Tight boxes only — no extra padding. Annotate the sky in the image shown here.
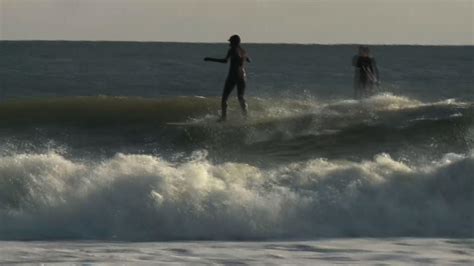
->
[1,0,473,44]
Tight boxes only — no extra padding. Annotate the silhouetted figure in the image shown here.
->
[353,46,379,98]
[204,35,251,121]
[352,46,364,98]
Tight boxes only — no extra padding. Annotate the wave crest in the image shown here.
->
[0,151,472,240]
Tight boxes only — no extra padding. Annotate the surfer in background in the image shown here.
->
[204,34,251,122]
[352,46,364,98]
[353,46,380,98]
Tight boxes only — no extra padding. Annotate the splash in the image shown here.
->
[0,150,472,240]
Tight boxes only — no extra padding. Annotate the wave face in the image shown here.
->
[1,94,472,161]
[0,94,473,240]
[0,151,472,240]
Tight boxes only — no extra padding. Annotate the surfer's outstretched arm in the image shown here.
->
[204,57,227,63]
[204,50,230,63]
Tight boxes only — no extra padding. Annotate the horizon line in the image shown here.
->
[1,39,473,46]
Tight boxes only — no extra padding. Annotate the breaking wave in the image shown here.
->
[0,94,472,161]
[0,150,472,240]
[0,93,472,240]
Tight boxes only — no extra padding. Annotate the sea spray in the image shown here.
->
[0,150,472,240]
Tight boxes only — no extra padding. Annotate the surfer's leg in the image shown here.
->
[220,79,235,121]
[237,80,248,117]
[354,71,361,99]
[362,85,368,98]
[354,84,361,99]
[360,77,369,98]
[367,83,375,97]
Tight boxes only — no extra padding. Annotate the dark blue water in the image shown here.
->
[1,41,473,101]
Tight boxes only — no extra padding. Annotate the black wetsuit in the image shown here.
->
[356,56,379,97]
[221,46,249,119]
[352,55,361,98]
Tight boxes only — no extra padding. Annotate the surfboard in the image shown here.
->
[166,119,247,128]
[166,121,201,127]
[166,116,285,128]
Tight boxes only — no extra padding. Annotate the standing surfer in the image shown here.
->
[204,34,251,122]
[353,46,380,98]
[352,46,364,99]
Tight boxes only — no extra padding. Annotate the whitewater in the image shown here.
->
[1,147,473,240]
[0,42,472,264]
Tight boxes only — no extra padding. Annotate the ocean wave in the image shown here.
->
[0,94,472,162]
[0,150,472,240]
[0,94,470,126]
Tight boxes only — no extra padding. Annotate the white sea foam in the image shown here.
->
[0,150,472,240]
[1,238,472,264]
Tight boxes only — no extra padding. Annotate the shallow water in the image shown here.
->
[1,239,473,265]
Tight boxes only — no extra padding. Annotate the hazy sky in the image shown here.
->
[1,0,473,44]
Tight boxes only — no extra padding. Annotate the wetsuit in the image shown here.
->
[356,56,379,97]
[221,46,249,119]
[352,55,361,98]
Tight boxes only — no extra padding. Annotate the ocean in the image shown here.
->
[0,41,473,264]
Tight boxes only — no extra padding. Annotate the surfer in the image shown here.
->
[352,46,364,99]
[204,34,251,121]
[353,46,380,98]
